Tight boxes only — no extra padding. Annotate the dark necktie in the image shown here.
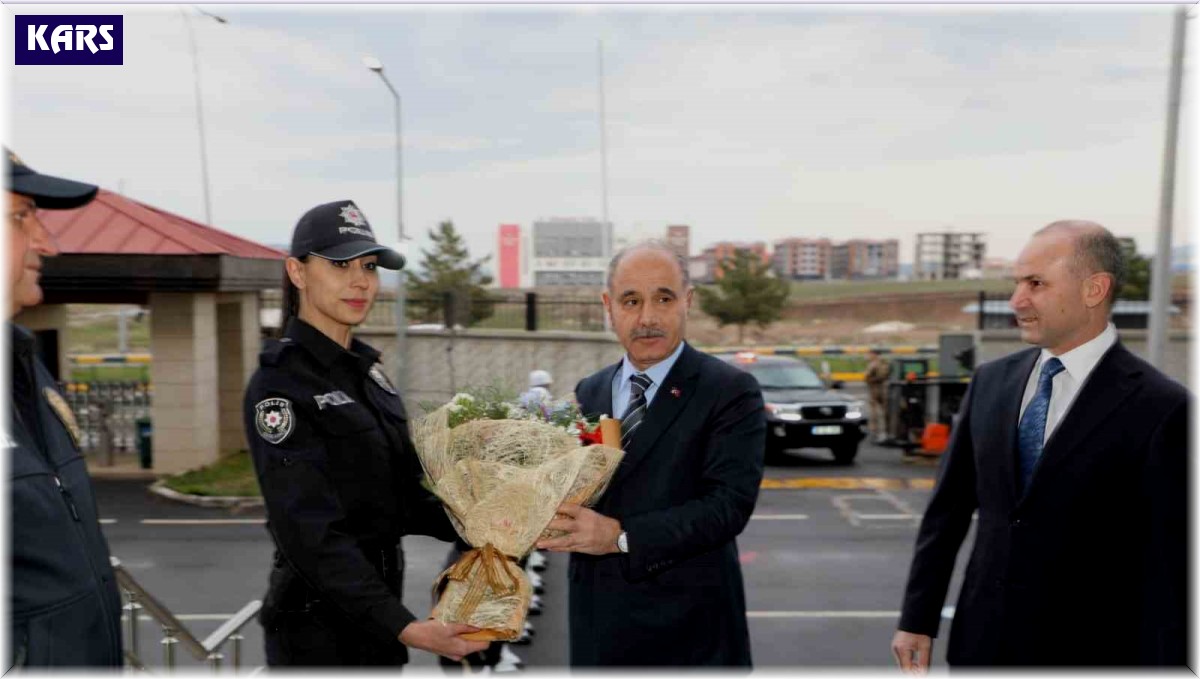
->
[620,373,653,448]
[1017,357,1065,493]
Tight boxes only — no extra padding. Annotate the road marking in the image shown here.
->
[138,525,267,530]
[750,514,810,520]
[833,491,922,528]
[749,610,955,619]
[761,477,934,491]
[99,519,117,525]
[750,611,899,618]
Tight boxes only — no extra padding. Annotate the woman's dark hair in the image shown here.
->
[282,257,306,321]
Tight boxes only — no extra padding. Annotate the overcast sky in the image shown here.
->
[4,3,1193,272]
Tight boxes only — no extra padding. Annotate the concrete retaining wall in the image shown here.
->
[355,327,624,410]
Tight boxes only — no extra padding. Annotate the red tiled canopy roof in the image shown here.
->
[38,189,285,260]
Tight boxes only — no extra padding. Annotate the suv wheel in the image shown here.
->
[765,439,788,464]
[831,443,858,465]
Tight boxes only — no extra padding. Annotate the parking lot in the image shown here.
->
[95,437,969,671]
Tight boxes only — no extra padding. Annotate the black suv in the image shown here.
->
[716,352,868,464]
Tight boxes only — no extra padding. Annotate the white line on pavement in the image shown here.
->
[139,525,266,530]
[749,610,956,619]
[99,519,117,524]
[750,514,810,520]
[749,611,898,618]
[854,514,916,520]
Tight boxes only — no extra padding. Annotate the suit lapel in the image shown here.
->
[581,361,621,421]
[609,343,702,485]
[998,349,1040,507]
[1022,343,1141,502]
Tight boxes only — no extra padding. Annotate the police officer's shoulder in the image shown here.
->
[259,335,302,368]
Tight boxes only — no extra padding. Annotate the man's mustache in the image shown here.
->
[630,328,667,340]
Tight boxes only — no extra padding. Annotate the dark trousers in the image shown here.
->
[263,608,409,667]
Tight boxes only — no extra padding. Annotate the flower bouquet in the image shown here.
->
[411,391,623,641]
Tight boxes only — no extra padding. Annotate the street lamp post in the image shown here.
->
[180,5,226,226]
[1148,5,1187,369]
[362,55,409,393]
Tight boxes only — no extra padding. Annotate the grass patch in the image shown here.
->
[162,450,261,498]
[783,278,1014,302]
[69,365,150,383]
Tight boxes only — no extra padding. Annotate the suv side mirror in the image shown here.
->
[830,380,844,390]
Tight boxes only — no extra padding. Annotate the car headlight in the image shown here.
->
[764,403,802,422]
[845,401,864,420]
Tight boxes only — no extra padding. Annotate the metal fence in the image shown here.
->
[261,289,606,333]
[60,381,151,464]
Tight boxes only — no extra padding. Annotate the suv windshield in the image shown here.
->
[743,362,824,389]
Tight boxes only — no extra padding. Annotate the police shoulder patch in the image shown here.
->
[255,397,295,445]
[368,363,397,395]
[43,387,82,448]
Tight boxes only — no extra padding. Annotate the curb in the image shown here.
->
[148,480,263,510]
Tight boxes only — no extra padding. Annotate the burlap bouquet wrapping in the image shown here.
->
[411,405,623,641]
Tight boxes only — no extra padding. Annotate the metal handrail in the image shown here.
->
[110,556,261,671]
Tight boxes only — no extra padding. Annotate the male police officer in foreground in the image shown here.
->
[6,150,123,668]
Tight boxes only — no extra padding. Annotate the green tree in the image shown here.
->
[696,249,790,343]
[406,221,495,326]
[1117,237,1150,300]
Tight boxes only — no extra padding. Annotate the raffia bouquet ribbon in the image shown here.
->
[413,407,623,641]
[431,543,528,641]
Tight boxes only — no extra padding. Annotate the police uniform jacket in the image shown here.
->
[8,324,122,668]
[244,317,456,662]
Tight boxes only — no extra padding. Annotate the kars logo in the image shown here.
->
[339,204,368,228]
[255,397,295,445]
[15,16,123,66]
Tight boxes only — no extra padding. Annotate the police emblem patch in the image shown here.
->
[255,397,295,444]
[339,203,369,228]
[43,387,82,448]
[369,364,397,395]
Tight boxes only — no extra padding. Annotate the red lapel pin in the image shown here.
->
[670,387,682,398]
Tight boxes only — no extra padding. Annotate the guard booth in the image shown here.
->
[882,333,973,453]
[16,190,285,474]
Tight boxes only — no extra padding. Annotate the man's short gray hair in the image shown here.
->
[606,240,691,292]
[1036,220,1125,306]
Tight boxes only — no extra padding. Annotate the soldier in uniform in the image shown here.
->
[243,200,488,666]
[863,350,890,444]
[7,150,123,668]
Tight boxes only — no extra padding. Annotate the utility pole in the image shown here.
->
[1148,5,1187,368]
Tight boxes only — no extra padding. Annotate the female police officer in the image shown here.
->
[243,200,488,667]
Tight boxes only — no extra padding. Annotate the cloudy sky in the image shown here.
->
[4,3,1193,272]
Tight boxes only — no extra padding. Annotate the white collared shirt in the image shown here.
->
[1018,322,1118,444]
[611,340,687,418]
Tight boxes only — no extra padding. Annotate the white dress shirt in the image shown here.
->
[611,340,687,418]
[1018,322,1118,444]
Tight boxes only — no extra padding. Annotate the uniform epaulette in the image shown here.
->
[259,337,298,368]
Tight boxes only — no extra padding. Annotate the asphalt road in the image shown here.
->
[93,437,970,672]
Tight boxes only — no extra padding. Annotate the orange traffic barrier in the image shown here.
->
[920,423,951,455]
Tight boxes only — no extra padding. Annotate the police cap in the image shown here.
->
[290,200,405,270]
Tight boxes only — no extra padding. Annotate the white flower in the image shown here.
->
[598,414,610,421]
[447,404,462,414]
[452,392,475,404]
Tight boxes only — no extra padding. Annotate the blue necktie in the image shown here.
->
[620,373,653,448]
[1017,357,1065,493]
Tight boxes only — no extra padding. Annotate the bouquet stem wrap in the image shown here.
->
[413,403,623,641]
